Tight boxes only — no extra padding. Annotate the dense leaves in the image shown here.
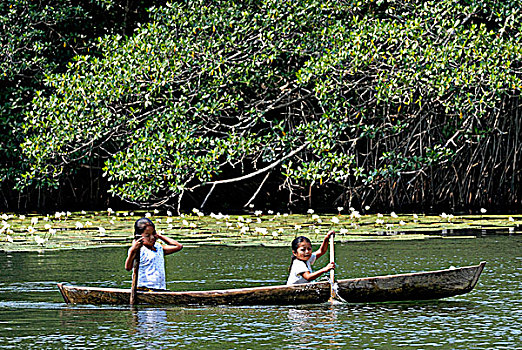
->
[14,0,522,211]
[0,0,166,207]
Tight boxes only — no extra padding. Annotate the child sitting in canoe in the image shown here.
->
[286,231,335,285]
[125,217,183,291]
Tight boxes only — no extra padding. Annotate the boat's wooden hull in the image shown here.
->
[57,261,485,306]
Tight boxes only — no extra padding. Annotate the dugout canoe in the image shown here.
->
[57,261,485,306]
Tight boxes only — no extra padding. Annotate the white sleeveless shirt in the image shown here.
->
[136,243,166,290]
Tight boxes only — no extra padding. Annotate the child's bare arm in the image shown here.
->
[125,238,144,271]
[157,233,183,255]
[301,262,335,282]
[314,230,334,258]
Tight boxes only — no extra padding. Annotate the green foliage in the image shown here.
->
[17,0,522,209]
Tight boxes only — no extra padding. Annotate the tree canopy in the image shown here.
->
[6,0,522,211]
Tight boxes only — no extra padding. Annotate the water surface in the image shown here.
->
[0,235,520,349]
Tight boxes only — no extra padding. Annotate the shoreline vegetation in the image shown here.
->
[3,1,522,213]
[1,208,520,252]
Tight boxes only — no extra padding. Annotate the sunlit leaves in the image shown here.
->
[17,0,522,208]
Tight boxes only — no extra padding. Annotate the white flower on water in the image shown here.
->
[350,211,361,220]
[267,210,274,215]
[254,210,263,216]
[145,212,151,218]
[27,226,36,234]
[255,227,268,235]
[81,210,87,215]
[508,216,514,222]
[364,205,370,211]
[340,228,349,234]
[237,216,244,222]
[182,220,189,226]
[377,213,383,218]
[272,231,279,238]
[109,220,115,225]
[390,212,398,218]
[34,236,47,245]
[376,219,384,225]
[75,222,84,229]
[331,217,340,224]
[6,235,13,243]
[19,215,26,220]
[315,229,320,234]
[256,218,262,223]
[85,221,92,227]
[294,224,302,230]
[245,218,252,224]
[248,204,255,209]
[154,209,160,214]
[307,209,314,214]
[166,217,173,223]
[98,227,106,235]
[166,210,173,217]
[240,226,249,234]
[440,213,448,219]
[129,212,134,216]
[399,220,406,226]
[312,214,320,220]
[413,214,418,219]
[107,208,114,215]
[1,214,9,221]
[480,208,487,214]
[283,213,289,217]
[337,207,344,213]
[49,228,57,235]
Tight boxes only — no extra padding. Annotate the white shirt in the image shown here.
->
[136,242,166,290]
[286,253,317,285]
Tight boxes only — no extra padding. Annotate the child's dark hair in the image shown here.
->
[134,217,155,238]
[288,236,312,273]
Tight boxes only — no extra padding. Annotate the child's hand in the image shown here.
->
[131,237,144,251]
[322,262,335,272]
[325,230,335,240]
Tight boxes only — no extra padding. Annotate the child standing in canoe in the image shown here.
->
[286,231,335,285]
[125,217,183,291]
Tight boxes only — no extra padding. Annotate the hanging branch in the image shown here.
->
[187,142,310,191]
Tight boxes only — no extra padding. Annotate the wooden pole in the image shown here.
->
[130,247,140,305]
[329,234,336,301]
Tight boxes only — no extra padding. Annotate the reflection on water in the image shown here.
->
[133,307,168,336]
[287,306,341,349]
[0,235,520,349]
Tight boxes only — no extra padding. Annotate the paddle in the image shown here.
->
[328,232,336,302]
[129,245,141,305]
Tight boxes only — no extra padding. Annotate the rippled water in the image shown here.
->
[0,235,520,349]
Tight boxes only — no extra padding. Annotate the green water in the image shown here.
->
[0,235,520,349]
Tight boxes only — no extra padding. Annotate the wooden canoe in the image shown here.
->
[57,261,485,306]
